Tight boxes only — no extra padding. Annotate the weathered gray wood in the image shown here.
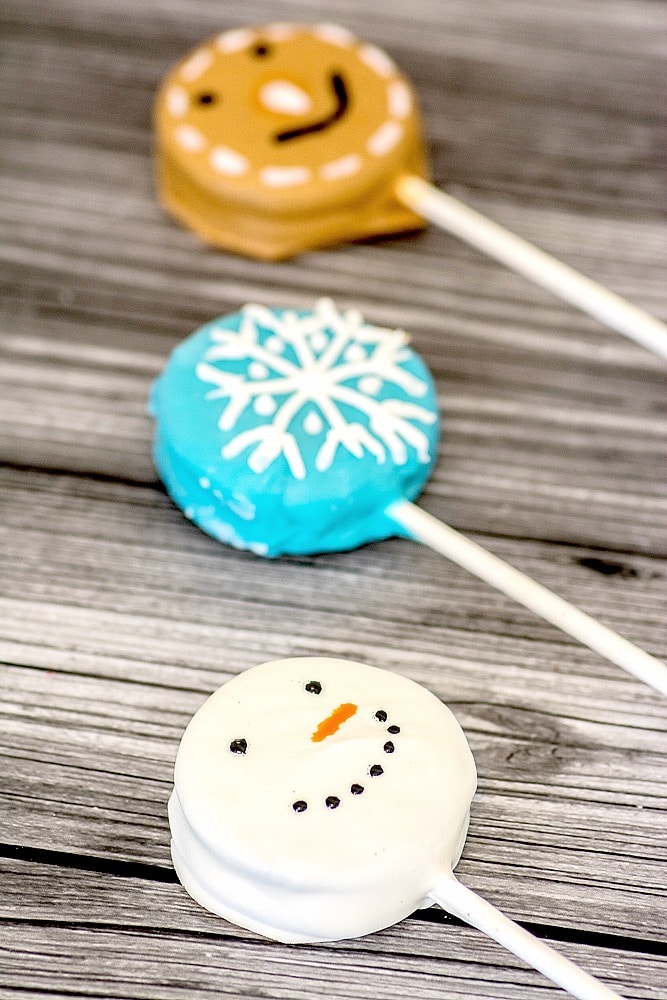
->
[1,0,666,997]
[1,860,665,1000]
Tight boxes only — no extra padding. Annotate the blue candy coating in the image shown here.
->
[150,300,440,557]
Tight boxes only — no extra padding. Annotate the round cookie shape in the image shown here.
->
[150,299,439,557]
[154,23,430,259]
[169,656,477,943]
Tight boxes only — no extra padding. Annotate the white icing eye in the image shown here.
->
[259,80,313,115]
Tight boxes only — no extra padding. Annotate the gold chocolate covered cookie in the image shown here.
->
[154,23,429,259]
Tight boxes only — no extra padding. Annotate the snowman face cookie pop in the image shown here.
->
[155,23,428,260]
[170,656,476,943]
[170,657,623,1000]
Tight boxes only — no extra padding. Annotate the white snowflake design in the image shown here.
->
[195,298,437,481]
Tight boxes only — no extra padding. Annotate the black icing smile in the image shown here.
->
[274,73,349,143]
[290,704,401,813]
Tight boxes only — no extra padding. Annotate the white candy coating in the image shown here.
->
[169,657,477,942]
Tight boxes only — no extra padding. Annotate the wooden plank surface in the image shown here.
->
[1,1,666,998]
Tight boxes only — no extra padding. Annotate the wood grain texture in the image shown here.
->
[1,1,666,998]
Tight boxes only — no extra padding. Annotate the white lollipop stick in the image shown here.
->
[431,874,623,1000]
[387,500,667,695]
[395,175,667,361]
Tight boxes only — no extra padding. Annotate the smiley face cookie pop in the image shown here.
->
[150,298,667,694]
[155,23,667,358]
[155,23,428,261]
[170,656,623,1000]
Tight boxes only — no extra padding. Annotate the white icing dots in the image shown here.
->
[249,361,269,379]
[304,411,324,435]
[166,85,189,118]
[359,376,382,396]
[199,476,211,489]
[179,49,213,83]
[216,29,254,53]
[310,331,329,352]
[367,121,403,157]
[254,394,277,417]
[175,124,207,152]
[260,80,313,116]
[313,24,356,47]
[319,154,362,181]
[387,80,412,120]
[344,343,366,363]
[210,146,250,177]
[265,23,297,42]
[265,336,284,354]
[260,165,312,188]
[359,44,396,78]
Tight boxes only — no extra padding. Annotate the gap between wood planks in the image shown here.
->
[1,842,664,958]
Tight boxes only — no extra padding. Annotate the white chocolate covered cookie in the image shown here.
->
[169,656,476,943]
[170,657,626,999]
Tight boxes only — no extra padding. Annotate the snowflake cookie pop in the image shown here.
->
[154,23,667,358]
[150,299,667,695]
[170,655,623,1000]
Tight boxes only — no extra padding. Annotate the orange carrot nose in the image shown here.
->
[311,703,358,742]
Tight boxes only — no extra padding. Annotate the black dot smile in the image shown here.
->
[290,692,402,813]
[274,73,349,143]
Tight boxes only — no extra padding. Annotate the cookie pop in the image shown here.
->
[150,299,667,695]
[170,656,623,1000]
[154,23,667,360]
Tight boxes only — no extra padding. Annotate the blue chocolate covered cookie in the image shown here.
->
[150,298,439,556]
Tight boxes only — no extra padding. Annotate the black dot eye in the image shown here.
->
[383,741,395,754]
[253,43,271,57]
[374,710,388,722]
[197,92,216,105]
[326,796,340,809]
[387,725,400,734]
[305,680,322,695]
[292,800,307,813]
[350,783,364,795]
[369,764,384,777]
[229,738,247,754]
